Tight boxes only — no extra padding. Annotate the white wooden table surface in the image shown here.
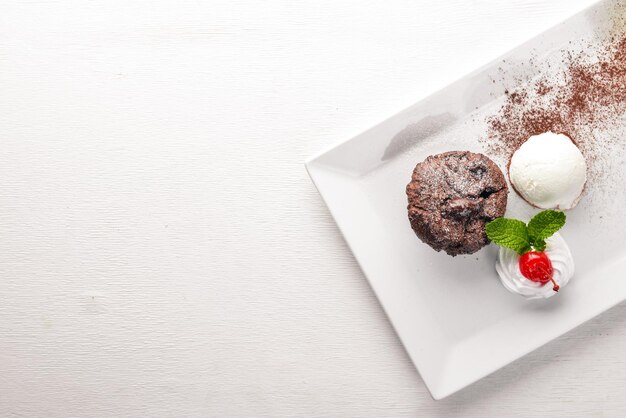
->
[2,0,625,416]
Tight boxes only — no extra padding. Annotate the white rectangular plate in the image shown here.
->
[306,0,626,400]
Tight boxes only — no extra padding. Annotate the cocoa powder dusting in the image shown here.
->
[484,34,626,179]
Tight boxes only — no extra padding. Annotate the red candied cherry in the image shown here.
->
[519,251,559,292]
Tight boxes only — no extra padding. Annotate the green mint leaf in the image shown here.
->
[533,239,547,252]
[527,210,566,243]
[485,218,531,255]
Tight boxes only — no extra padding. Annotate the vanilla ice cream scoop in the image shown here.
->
[509,132,587,210]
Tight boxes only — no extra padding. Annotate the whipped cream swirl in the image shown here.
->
[496,233,574,299]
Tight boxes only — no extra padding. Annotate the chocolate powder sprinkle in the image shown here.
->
[483,34,626,180]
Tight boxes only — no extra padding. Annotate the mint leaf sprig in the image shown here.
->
[485,210,566,255]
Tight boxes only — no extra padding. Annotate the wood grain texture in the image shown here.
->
[1,0,624,416]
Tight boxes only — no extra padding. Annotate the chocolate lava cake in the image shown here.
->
[406,151,508,256]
